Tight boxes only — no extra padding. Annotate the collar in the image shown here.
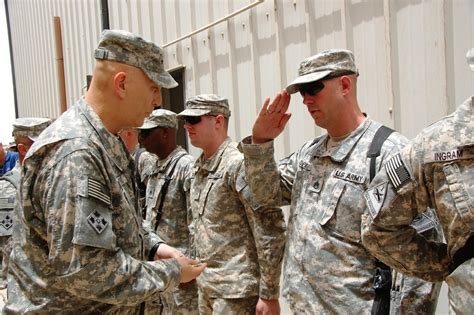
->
[453,96,473,147]
[155,146,186,173]
[195,137,232,172]
[313,118,372,162]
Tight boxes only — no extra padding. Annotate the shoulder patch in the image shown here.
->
[365,182,388,218]
[87,210,108,234]
[0,212,13,230]
[385,154,411,191]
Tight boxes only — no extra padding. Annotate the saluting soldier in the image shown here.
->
[239,49,441,314]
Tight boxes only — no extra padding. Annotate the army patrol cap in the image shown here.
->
[286,49,359,94]
[12,117,52,141]
[139,109,178,129]
[178,94,231,118]
[94,29,178,89]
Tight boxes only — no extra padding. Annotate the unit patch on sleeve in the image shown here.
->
[87,210,108,234]
[364,182,387,218]
[0,213,13,230]
[385,154,410,191]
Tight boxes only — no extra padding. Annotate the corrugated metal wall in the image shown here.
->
[7,0,474,159]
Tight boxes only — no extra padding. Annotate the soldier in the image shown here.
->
[0,117,52,289]
[178,94,286,315]
[5,30,205,313]
[239,49,440,314]
[361,79,473,313]
[137,109,198,314]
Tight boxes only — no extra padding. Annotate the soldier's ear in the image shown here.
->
[113,72,127,99]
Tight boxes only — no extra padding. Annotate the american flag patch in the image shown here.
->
[88,178,111,206]
[385,154,410,190]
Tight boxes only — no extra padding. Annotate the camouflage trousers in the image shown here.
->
[198,290,258,315]
[446,258,473,315]
[145,282,199,315]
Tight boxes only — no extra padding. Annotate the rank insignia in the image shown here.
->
[365,182,387,218]
[87,211,108,234]
[385,153,410,190]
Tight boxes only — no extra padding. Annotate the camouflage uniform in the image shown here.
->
[240,50,440,314]
[5,30,182,313]
[362,96,473,314]
[179,95,286,314]
[138,109,198,315]
[0,117,52,289]
[0,165,18,289]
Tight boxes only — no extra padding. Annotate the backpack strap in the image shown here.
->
[153,152,187,231]
[133,147,147,218]
[367,125,395,315]
[367,126,395,182]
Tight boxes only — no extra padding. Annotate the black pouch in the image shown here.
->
[371,266,392,315]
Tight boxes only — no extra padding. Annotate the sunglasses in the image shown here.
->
[298,81,325,97]
[183,114,218,125]
[298,71,356,97]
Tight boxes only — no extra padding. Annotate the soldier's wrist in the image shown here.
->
[148,241,164,260]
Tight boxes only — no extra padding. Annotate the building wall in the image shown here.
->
[6,0,473,159]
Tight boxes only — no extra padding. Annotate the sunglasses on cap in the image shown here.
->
[183,114,219,125]
[298,71,356,97]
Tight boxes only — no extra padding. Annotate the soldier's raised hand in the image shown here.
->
[252,90,291,144]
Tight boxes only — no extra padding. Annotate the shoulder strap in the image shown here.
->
[133,148,147,218]
[367,126,394,182]
[153,153,187,231]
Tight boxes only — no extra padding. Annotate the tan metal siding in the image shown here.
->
[7,0,474,160]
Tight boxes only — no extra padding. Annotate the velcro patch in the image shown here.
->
[385,154,410,190]
[333,169,366,184]
[88,178,111,206]
[365,182,388,218]
[410,210,437,233]
[0,197,15,209]
[87,211,108,234]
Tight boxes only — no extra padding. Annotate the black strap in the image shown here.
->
[449,235,474,273]
[133,148,147,218]
[367,125,394,182]
[367,125,395,315]
[153,153,186,232]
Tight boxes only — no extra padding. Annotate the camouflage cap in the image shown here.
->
[139,109,178,129]
[178,94,231,118]
[94,29,178,89]
[286,49,359,94]
[12,117,52,141]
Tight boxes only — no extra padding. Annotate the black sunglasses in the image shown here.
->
[183,116,202,125]
[298,80,325,97]
[183,114,218,125]
[298,71,356,97]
